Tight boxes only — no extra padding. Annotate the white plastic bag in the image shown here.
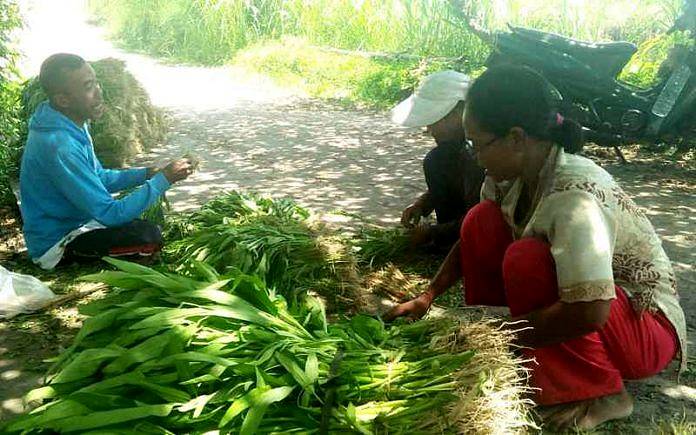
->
[0,265,56,319]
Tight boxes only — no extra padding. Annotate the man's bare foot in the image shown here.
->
[539,389,634,431]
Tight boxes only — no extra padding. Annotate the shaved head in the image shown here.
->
[39,53,86,98]
[38,53,104,124]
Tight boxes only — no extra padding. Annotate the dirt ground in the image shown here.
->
[1,0,694,432]
[583,148,696,433]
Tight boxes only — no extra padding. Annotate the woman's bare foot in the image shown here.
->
[539,389,634,431]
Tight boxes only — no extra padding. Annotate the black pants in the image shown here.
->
[65,219,163,260]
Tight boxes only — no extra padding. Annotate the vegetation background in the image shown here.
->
[0,0,23,207]
[86,0,689,102]
[1,0,690,208]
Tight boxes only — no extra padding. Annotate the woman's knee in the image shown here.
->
[503,238,559,315]
[460,200,505,240]
[503,238,553,273]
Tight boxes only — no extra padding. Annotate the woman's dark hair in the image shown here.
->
[466,65,584,154]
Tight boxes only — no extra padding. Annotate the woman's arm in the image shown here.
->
[510,299,611,348]
[383,239,462,320]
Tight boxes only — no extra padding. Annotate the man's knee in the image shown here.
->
[130,220,163,246]
[143,224,163,246]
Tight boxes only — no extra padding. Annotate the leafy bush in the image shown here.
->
[0,0,23,207]
[620,31,695,88]
[233,38,462,108]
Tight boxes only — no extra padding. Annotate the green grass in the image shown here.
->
[232,37,466,108]
[620,31,696,88]
[88,0,685,65]
[234,38,395,107]
[86,0,690,107]
[87,0,486,65]
[0,0,23,207]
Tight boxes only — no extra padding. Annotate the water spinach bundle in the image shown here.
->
[6,259,494,434]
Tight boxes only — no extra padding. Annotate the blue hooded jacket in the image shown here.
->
[19,102,170,259]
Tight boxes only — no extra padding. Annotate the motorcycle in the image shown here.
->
[456,1,696,162]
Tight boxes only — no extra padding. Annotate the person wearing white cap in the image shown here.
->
[392,70,484,248]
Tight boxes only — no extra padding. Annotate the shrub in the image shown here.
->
[620,31,695,88]
[0,0,23,207]
[233,38,464,108]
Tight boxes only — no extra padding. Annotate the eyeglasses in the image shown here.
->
[465,135,502,153]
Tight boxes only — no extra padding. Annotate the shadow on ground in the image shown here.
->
[586,150,696,431]
[0,221,105,420]
[138,103,432,232]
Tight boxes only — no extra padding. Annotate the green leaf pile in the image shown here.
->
[5,258,480,434]
[4,192,532,434]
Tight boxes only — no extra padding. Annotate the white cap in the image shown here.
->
[391,70,471,127]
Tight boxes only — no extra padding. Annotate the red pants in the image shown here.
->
[460,200,678,405]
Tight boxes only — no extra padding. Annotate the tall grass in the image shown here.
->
[0,0,23,208]
[87,0,688,105]
[88,0,482,64]
[233,37,460,108]
[89,0,685,65]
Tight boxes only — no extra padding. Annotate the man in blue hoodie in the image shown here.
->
[20,53,193,269]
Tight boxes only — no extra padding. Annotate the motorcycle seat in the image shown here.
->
[509,26,637,78]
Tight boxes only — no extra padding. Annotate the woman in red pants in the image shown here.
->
[385,65,687,430]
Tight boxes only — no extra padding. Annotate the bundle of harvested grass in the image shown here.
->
[4,259,533,434]
[21,58,167,167]
[165,191,366,313]
[363,262,427,303]
[353,226,411,266]
[160,192,534,432]
[311,231,366,314]
[4,191,531,433]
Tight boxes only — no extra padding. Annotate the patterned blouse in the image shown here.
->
[481,146,687,371]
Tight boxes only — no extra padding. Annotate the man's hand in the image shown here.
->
[401,203,424,228]
[409,224,433,247]
[383,292,433,322]
[162,159,194,184]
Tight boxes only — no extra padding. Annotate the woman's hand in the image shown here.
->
[383,292,434,321]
